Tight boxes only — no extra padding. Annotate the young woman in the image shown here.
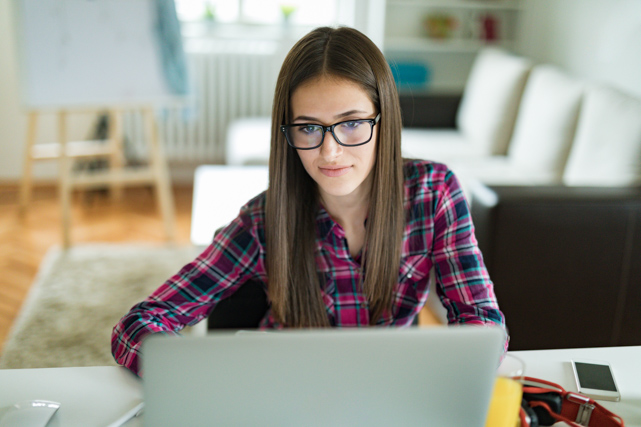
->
[112,26,506,376]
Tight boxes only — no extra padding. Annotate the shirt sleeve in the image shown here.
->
[430,168,508,350]
[111,210,264,376]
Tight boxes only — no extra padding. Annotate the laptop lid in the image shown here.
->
[142,326,504,427]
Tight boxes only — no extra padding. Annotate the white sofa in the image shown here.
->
[448,63,585,189]
[403,49,641,195]
[421,55,641,328]
[452,80,641,193]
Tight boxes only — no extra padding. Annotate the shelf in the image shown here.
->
[386,0,522,10]
[384,0,522,97]
[399,83,466,96]
[385,36,514,53]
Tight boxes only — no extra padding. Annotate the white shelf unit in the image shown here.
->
[385,36,517,53]
[384,0,522,94]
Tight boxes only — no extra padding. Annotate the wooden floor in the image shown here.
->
[0,183,194,354]
[0,182,440,354]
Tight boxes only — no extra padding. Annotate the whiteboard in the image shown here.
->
[15,0,182,109]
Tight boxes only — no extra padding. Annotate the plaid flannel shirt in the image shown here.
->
[112,160,506,376]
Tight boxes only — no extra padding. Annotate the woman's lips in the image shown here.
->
[319,166,351,177]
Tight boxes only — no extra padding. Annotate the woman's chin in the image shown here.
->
[317,181,361,200]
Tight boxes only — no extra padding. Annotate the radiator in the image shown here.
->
[124,39,280,164]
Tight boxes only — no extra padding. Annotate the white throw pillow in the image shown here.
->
[457,48,532,156]
[508,65,584,179]
[563,85,641,186]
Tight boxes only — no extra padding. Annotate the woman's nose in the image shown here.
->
[320,130,343,159]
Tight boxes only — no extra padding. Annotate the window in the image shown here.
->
[175,0,339,27]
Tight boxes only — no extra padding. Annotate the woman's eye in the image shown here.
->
[339,121,362,132]
[298,126,320,135]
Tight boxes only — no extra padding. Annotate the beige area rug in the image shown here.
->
[0,244,202,369]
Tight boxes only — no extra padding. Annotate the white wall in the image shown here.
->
[0,0,27,182]
[517,0,641,98]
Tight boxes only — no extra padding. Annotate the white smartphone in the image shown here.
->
[571,359,621,401]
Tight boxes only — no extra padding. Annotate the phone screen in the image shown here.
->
[574,362,617,391]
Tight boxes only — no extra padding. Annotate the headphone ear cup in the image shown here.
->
[520,399,539,427]
[523,391,563,426]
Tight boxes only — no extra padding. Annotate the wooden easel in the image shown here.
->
[18,107,176,249]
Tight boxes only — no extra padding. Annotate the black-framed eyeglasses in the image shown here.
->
[280,113,381,150]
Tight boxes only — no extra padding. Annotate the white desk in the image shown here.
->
[0,366,143,427]
[190,165,269,246]
[512,346,641,426]
[1,347,640,426]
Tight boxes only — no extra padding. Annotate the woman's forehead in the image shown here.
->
[290,76,375,120]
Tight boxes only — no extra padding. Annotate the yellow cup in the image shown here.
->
[485,354,525,427]
[485,376,523,427]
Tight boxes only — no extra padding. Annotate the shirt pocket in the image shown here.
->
[398,254,429,284]
[395,254,430,310]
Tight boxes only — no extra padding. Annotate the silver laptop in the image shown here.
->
[142,326,504,427]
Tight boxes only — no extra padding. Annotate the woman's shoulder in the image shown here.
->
[215,190,267,247]
[402,159,468,227]
[241,190,266,213]
[403,158,455,191]
[238,190,267,225]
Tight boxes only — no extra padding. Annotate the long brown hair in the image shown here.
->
[266,27,404,327]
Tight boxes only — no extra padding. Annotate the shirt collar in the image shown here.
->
[315,204,341,242]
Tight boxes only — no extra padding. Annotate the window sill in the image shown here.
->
[181,21,314,42]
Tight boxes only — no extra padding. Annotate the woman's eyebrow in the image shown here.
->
[334,109,368,119]
[292,115,319,122]
[292,110,369,122]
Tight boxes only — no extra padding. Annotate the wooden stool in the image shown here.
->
[18,107,176,248]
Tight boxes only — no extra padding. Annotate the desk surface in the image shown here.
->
[0,366,143,427]
[1,346,640,427]
[513,346,641,426]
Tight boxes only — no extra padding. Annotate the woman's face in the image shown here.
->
[290,76,378,204]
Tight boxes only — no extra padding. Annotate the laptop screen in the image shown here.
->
[142,326,503,427]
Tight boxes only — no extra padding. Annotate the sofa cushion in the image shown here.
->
[563,85,641,186]
[400,128,478,162]
[449,157,561,204]
[508,65,584,180]
[457,48,532,156]
[451,157,561,186]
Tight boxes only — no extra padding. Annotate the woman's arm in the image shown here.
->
[111,211,265,376]
[430,168,508,347]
